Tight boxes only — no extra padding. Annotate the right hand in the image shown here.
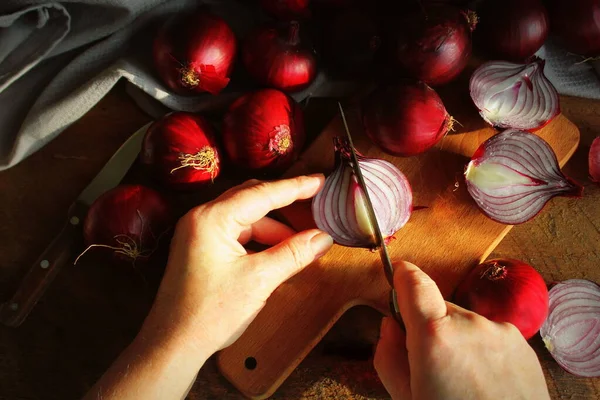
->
[374,261,550,400]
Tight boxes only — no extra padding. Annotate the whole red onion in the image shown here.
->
[546,0,600,57]
[454,259,549,339]
[141,112,221,189]
[222,89,305,174]
[153,11,237,95]
[394,5,476,86]
[476,0,548,61]
[242,21,317,92]
[82,185,172,264]
[362,80,454,156]
[259,0,311,20]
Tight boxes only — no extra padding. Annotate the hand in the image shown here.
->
[374,261,550,400]
[143,174,333,353]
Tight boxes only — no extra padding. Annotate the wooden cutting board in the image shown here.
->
[216,82,580,399]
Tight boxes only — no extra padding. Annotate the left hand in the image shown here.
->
[142,174,333,354]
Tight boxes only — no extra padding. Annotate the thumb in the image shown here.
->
[374,317,411,400]
[250,229,333,288]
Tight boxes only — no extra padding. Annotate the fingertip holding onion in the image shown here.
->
[454,258,549,340]
[362,80,454,157]
[153,11,237,95]
[475,0,548,61]
[141,112,221,189]
[222,89,305,175]
[80,185,173,265]
[540,279,600,377]
[589,138,600,183]
[394,5,476,86]
[242,21,317,93]
[465,130,582,225]
[311,137,412,248]
[469,59,560,131]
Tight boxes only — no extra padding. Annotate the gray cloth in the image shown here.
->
[1,1,599,171]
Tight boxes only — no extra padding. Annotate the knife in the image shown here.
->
[0,123,150,327]
[337,103,403,324]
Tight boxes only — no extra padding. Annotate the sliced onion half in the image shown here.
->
[465,130,582,225]
[540,279,600,377]
[469,59,560,131]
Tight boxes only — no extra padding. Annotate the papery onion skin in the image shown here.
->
[469,59,560,131]
[153,11,237,95]
[83,185,172,263]
[141,112,221,189]
[394,5,476,86]
[454,258,549,339]
[312,138,413,247]
[540,279,600,377]
[476,0,548,61]
[465,130,582,225]
[362,80,453,156]
[260,0,311,20]
[242,21,317,92]
[589,137,600,183]
[222,89,305,174]
[546,0,600,57]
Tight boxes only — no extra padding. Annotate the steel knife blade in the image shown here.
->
[0,123,150,327]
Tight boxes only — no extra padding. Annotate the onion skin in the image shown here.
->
[394,5,475,86]
[454,259,549,339]
[260,0,311,20]
[222,89,305,174]
[589,137,600,183]
[242,21,317,93]
[153,11,237,95]
[546,0,600,57]
[476,0,548,61]
[141,112,221,189]
[312,138,413,247]
[362,80,453,156]
[83,185,172,264]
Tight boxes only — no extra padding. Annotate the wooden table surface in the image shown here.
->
[1,83,599,399]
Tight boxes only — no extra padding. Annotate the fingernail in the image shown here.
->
[310,232,333,259]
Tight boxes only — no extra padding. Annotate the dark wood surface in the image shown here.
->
[1,82,599,399]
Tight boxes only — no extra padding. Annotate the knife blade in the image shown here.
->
[0,123,150,327]
[337,103,402,323]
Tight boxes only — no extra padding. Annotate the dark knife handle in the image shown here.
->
[0,201,87,327]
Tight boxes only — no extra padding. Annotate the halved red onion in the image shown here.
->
[469,59,560,131]
[312,138,412,247]
[540,279,600,377]
[589,137,600,183]
[465,130,582,225]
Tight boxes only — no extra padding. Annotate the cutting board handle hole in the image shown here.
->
[244,357,257,370]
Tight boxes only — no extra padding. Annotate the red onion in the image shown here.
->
[589,137,600,183]
[324,9,382,78]
[80,185,172,264]
[546,0,600,57]
[469,59,560,131]
[465,129,582,225]
[540,279,600,377]
[312,137,412,248]
[153,11,237,95]
[141,112,221,189]
[222,89,305,174]
[454,258,549,339]
[393,5,476,86]
[260,0,311,20]
[362,80,454,157]
[242,21,317,93]
[475,0,548,61]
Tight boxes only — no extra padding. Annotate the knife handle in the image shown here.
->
[0,201,87,327]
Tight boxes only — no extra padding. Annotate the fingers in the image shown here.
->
[222,174,325,228]
[249,229,333,289]
[237,217,296,246]
[393,261,447,331]
[374,317,411,400]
